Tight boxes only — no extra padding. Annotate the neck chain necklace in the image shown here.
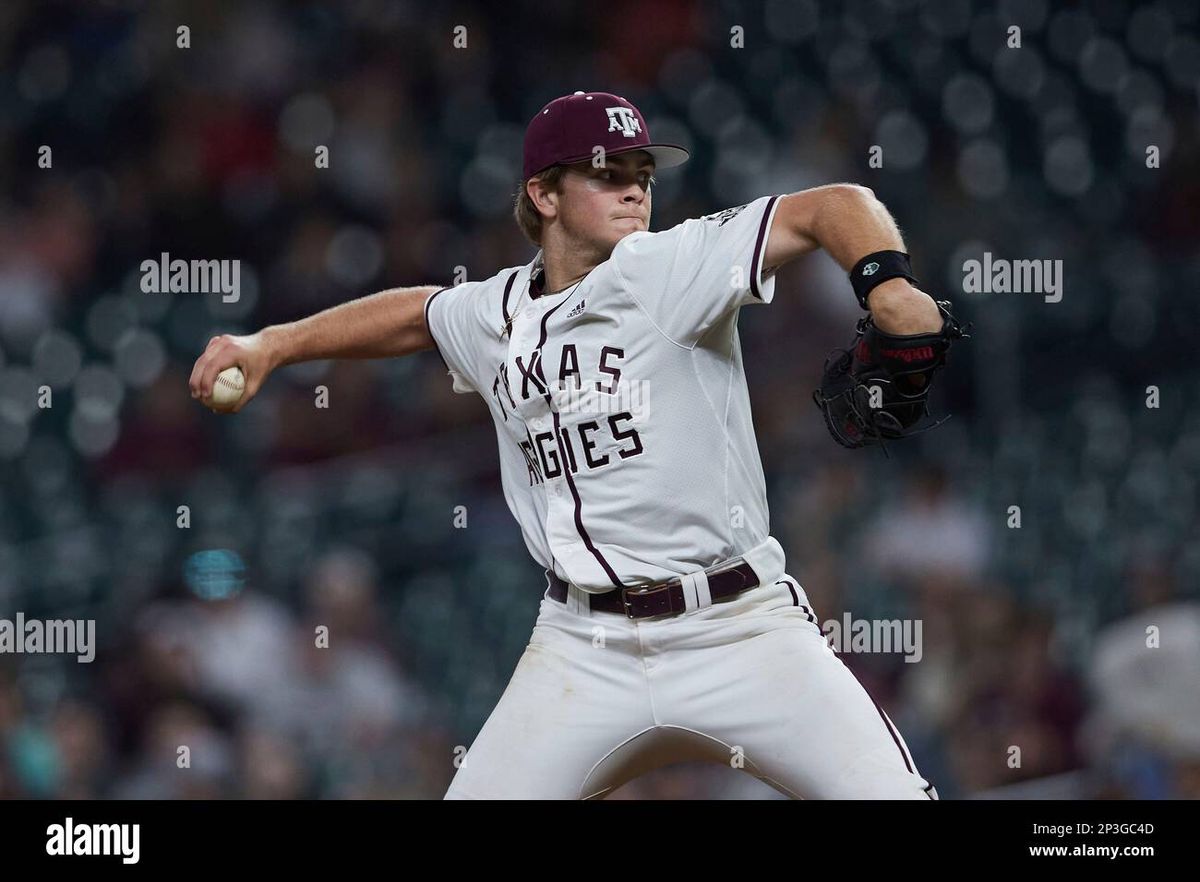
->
[500,265,589,340]
[545,272,587,295]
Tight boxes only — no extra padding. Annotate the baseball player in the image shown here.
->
[190,91,967,799]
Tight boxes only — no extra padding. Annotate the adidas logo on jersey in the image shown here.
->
[566,300,587,318]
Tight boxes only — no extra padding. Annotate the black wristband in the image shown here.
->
[849,250,919,310]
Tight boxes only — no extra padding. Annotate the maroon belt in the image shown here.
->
[546,561,761,619]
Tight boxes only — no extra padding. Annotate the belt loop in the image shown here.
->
[566,583,592,617]
[680,571,712,612]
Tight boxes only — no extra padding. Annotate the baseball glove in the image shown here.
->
[812,300,970,453]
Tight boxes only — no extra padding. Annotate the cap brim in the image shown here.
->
[613,143,690,169]
[549,143,690,174]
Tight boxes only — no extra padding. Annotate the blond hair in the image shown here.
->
[513,166,567,245]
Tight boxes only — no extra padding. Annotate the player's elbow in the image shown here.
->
[843,182,875,199]
[827,183,877,208]
[807,183,880,231]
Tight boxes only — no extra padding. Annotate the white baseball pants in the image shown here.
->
[445,544,937,800]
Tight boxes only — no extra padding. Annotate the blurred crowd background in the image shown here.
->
[1,0,1198,799]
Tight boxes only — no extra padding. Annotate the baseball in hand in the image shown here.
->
[208,366,246,407]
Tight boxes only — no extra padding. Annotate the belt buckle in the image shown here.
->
[619,585,648,618]
[620,579,679,619]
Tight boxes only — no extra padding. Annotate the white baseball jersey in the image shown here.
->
[424,194,783,592]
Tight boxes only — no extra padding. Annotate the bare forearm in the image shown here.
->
[811,186,943,335]
[264,285,441,368]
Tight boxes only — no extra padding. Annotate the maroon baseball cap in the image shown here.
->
[523,91,690,180]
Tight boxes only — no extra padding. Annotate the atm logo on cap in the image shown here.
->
[606,107,641,138]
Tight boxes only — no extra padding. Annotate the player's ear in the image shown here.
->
[528,176,560,221]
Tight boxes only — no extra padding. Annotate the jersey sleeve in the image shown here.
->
[423,284,483,394]
[611,194,784,347]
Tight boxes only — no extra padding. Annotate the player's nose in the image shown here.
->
[621,182,646,202]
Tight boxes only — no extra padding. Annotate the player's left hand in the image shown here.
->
[812,300,971,452]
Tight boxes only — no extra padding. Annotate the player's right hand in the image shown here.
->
[189,330,276,413]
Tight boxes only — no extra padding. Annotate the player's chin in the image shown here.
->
[611,217,646,239]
